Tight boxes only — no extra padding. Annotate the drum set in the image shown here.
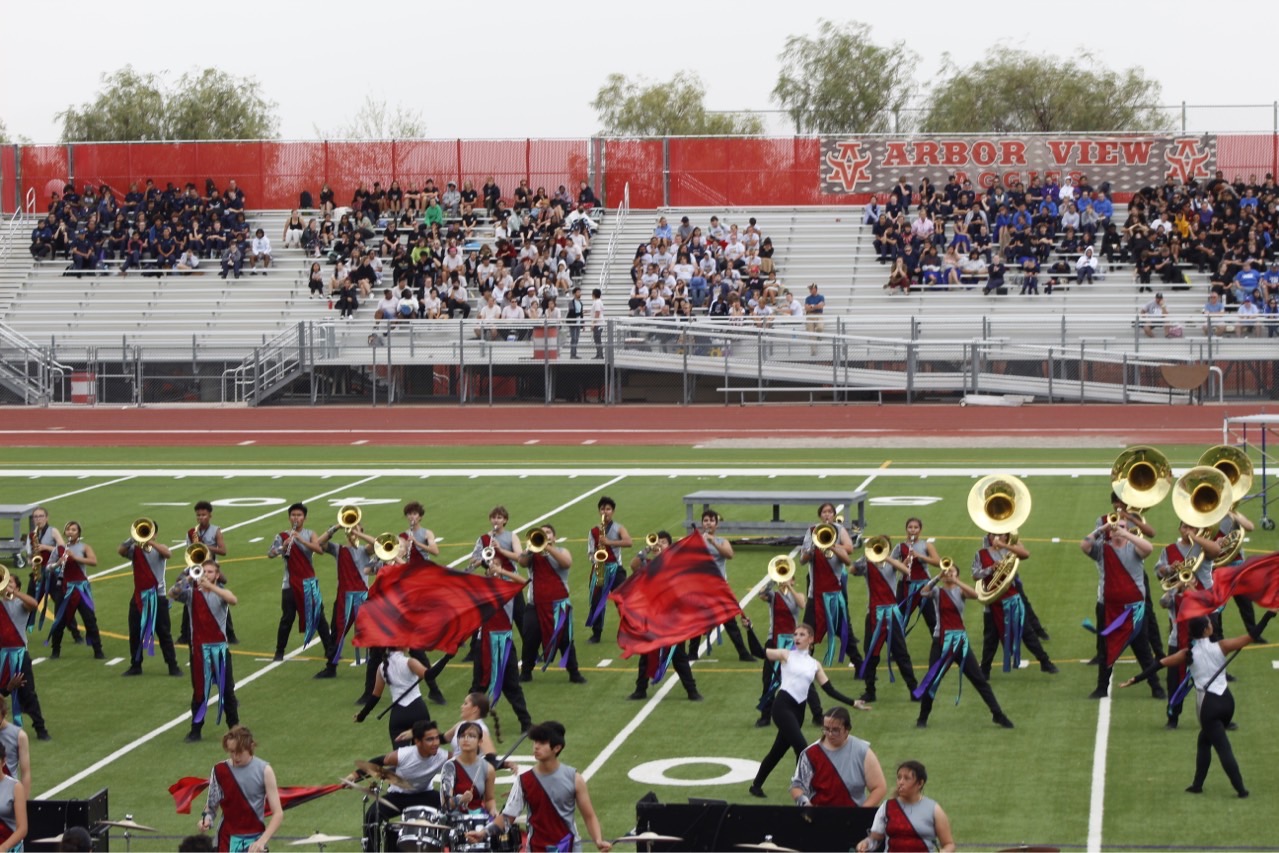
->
[390,805,522,852]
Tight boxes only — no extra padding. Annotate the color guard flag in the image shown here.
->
[1178,551,1279,622]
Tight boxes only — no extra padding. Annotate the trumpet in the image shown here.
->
[767,554,796,587]
[644,532,659,549]
[528,529,549,554]
[131,517,157,552]
[372,533,401,563]
[480,545,497,565]
[184,542,210,569]
[338,505,362,530]
[187,563,205,583]
[813,523,838,558]
[863,535,892,563]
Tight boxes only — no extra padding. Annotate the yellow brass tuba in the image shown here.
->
[1110,446,1173,513]
[131,517,157,551]
[967,473,1032,605]
[1162,466,1233,592]
[1199,445,1253,566]
[338,505,363,530]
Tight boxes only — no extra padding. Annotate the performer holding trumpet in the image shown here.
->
[895,518,940,637]
[401,501,440,568]
[800,503,861,669]
[627,531,702,701]
[117,518,182,677]
[585,497,631,644]
[179,501,234,646]
[267,503,336,667]
[852,536,919,703]
[48,521,104,660]
[315,506,378,680]
[518,523,588,686]
[170,556,239,743]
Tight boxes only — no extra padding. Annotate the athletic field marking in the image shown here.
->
[351,439,368,445]
[35,475,137,504]
[3,467,1129,479]
[583,471,882,784]
[1087,672,1114,853]
[105,657,124,667]
[31,658,46,666]
[524,440,540,445]
[598,659,613,667]
[1272,661,1279,669]
[0,426,1221,437]
[582,440,597,445]
[238,440,255,446]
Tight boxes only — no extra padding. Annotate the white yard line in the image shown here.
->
[1087,672,1114,853]
[583,473,880,781]
[6,466,1119,479]
[34,475,138,504]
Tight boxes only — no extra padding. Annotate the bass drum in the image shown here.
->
[396,805,449,851]
[490,824,522,853]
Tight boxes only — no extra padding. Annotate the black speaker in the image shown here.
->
[636,796,875,852]
[27,788,110,852]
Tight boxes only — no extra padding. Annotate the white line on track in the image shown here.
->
[40,475,382,798]
[1087,672,1114,853]
[583,472,881,782]
[34,475,138,504]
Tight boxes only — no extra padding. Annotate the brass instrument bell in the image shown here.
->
[767,554,796,586]
[863,535,892,563]
[528,529,549,553]
[372,533,401,563]
[184,542,210,568]
[644,532,659,549]
[813,523,838,557]
[967,473,1032,534]
[338,505,363,530]
[1110,446,1173,511]
[131,517,157,551]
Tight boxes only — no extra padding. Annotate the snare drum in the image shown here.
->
[396,805,449,851]
[450,813,492,852]
[490,824,522,853]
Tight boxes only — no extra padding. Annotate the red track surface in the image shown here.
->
[0,403,1268,446]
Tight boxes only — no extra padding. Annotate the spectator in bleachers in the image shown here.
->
[420,286,442,320]
[373,288,399,331]
[1264,295,1279,336]
[1202,292,1228,335]
[983,254,1007,295]
[1019,255,1040,295]
[249,228,272,273]
[959,250,987,288]
[219,241,243,279]
[335,277,358,320]
[1236,297,1261,336]
[446,273,471,319]
[176,246,201,272]
[577,180,598,210]
[1076,247,1100,285]
[500,291,525,339]
[654,216,673,241]
[482,177,501,216]
[439,181,461,218]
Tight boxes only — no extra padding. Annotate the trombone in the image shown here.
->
[766,554,796,591]
[372,533,402,563]
[863,535,892,563]
[528,529,550,554]
[131,517,157,552]
[337,505,363,530]
[812,523,838,559]
[184,542,210,569]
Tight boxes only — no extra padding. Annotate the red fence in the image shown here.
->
[3,135,1277,214]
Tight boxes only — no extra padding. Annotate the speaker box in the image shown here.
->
[27,788,110,852]
[636,794,875,851]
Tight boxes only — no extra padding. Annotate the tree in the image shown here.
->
[57,65,279,141]
[592,72,763,137]
[773,19,918,135]
[0,117,9,143]
[315,96,429,139]
[920,50,1173,134]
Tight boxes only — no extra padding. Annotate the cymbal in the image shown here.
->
[397,818,454,830]
[34,834,66,844]
[290,833,355,845]
[616,831,685,843]
[98,818,158,832]
[354,759,409,787]
[736,842,798,853]
[338,777,401,813]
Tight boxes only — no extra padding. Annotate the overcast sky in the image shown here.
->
[3,0,1274,144]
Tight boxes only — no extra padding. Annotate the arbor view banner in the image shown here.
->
[819,134,1218,196]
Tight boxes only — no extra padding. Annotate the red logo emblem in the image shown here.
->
[1164,138,1211,184]
[825,141,873,192]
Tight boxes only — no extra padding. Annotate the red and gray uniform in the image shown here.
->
[869,795,941,852]
[503,763,581,851]
[790,734,872,806]
[1086,538,1148,666]
[441,756,488,805]
[528,550,574,668]
[172,581,237,729]
[124,540,175,666]
[402,528,433,568]
[325,541,372,665]
[206,756,267,852]
[0,774,19,848]
[802,524,852,663]
[0,597,44,732]
[49,541,102,651]
[896,539,935,629]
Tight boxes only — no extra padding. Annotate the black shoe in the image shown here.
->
[519,672,533,683]
[93,647,106,660]
[1151,686,1168,700]
[687,691,704,701]
[1088,688,1108,700]
[184,731,202,743]
[587,635,601,644]
[35,730,51,742]
[858,692,876,704]
[314,665,337,679]
[1226,721,1238,731]
[1086,655,1100,665]
[755,717,770,728]
[1041,661,1060,674]
[427,687,447,706]
[626,689,647,701]
[569,673,588,684]
[748,785,767,799]
[121,666,143,677]
[1185,785,1203,794]
[994,713,1015,729]
[50,648,60,660]
[272,652,284,662]
[738,653,754,662]
[169,663,184,677]
[1237,788,1250,799]
[916,718,928,728]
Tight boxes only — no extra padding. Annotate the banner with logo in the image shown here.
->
[820,134,1218,197]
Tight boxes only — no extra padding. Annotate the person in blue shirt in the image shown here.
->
[653,216,673,240]
[1232,261,1261,297]
[1092,193,1114,222]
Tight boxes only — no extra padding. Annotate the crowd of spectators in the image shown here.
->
[864,170,1279,316]
[28,179,265,278]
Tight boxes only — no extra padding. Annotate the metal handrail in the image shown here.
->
[596,182,629,296]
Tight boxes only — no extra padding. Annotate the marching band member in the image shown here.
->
[180,501,234,645]
[973,533,1057,677]
[316,521,378,679]
[790,706,886,808]
[749,624,865,798]
[0,572,49,741]
[469,721,612,852]
[401,501,440,568]
[170,559,239,743]
[1120,611,1275,798]
[23,506,81,643]
[48,521,104,660]
[0,695,31,792]
[1155,523,1221,729]
[350,719,447,853]
[626,531,701,701]
[857,761,955,852]
[585,496,631,644]
[469,560,533,734]
[1107,495,1165,659]
[0,738,27,853]
[117,521,182,677]
[197,725,283,853]
[518,524,587,685]
[799,503,861,669]
[851,542,919,703]
[754,572,807,727]
[440,721,497,817]
[912,563,1014,729]
[267,503,336,667]
[441,692,501,758]
[471,506,529,651]
[694,510,752,662]
[895,517,940,637]
[356,648,432,749]
[1214,506,1260,639]
[1081,515,1164,700]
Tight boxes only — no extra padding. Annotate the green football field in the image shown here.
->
[1,442,1276,851]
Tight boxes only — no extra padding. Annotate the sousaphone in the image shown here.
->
[1162,466,1233,592]
[967,473,1032,604]
[1199,445,1253,566]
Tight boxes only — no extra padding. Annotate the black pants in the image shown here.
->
[980,606,1051,674]
[1193,688,1246,793]
[469,637,532,731]
[51,588,101,653]
[43,576,81,641]
[387,697,429,750]
[1144,578,1165,658]
[862,614,917,697]
[189,649,238,733]
[592,326,603,358]
[3,649,47,734]
[276,588,334,660]
[698,619,751,661]
[128,595,179,668]
[520,605,581,680]
[1096,601,1160,694]
[756,640,822,723]
[1233,595,1259,636]
[753,692,807,789]
[918,640,1003,724]
[366,790,440,852]
[635,642,697,696]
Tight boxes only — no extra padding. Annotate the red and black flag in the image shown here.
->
[610,532,741,657]
[353,561,526,653]
[1179,551,1279,622]
[168,777,342,815]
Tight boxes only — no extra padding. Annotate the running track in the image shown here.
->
[0,403,1268,446]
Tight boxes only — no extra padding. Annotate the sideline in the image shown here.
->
[582,473,881,782]
[1087,673,1114,853]
[4,466,1117,479]
[38,474,380,799]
